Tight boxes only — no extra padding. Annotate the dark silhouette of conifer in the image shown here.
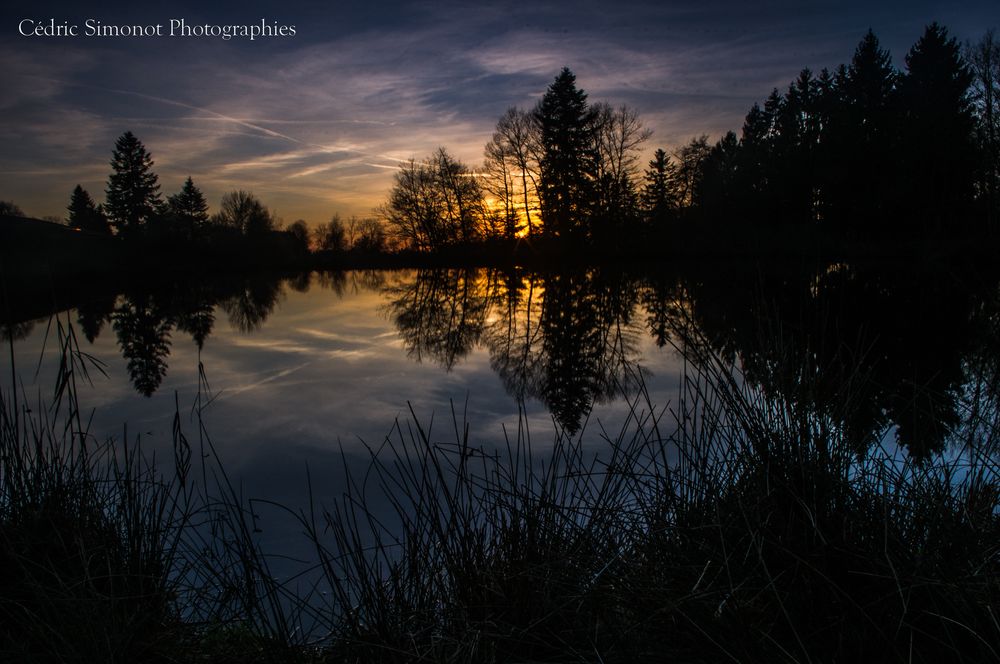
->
[640,148,678,222]
[104,131,162,236]
[698,132,741,217]
[67,185,111,234]
[899,23,976,225]
[845,31,897,129]
[829,31,899,225]
[772,70,821,219]
[535,68,596,239]
[167,176,209,240]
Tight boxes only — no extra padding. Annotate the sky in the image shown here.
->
[1,0,997,225]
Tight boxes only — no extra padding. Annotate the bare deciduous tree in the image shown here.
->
[383,148,488,250]
[213,190,275,236]
[487,107,541,235]
[968,30,1000,224]
[314,214,348,252]
[591,102,651,222]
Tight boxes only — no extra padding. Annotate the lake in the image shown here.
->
[3,260,998,564]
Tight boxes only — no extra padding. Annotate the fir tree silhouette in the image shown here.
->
[105,131,161,236]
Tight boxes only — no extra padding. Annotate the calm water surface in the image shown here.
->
[2,269,686,538]
[4,261,998,561]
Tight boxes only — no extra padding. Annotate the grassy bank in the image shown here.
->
[1,316,998,662]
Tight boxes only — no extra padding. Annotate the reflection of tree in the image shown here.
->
[221,276,283,333]
[109,274,286,395]
[175,300,215,351]
[535,272,643,434]
[801,265,967,458]
[955,280,1000,451]
[659,260,987,458]
[385,269,493,370]
[315,270,347,297]
[484,272,546,402]
[591,272,645,397]
[286,271,312,294]
[1,320,37,342]
[640,275,700,354]
[388,270,638,433]
[76,296,116,343]
[351,270,387,293]
[113,295,173,397]
[387,268,645,434]
[538,274,605,433]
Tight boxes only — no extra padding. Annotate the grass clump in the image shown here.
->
[0,317,309,663]
[0,320,185,662]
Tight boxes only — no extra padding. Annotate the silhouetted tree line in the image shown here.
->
[689,24,998,236]
[385,23,999,251]
[0,201,25,217]
[49,131,318,264]
[314,213,388,255]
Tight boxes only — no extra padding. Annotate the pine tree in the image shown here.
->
[640,148,678,223]
[845,31,897,134]
[774,70,821,218]
[535,68,597,239]
[837,30,899,224]
[698,132,741,217]
[67,185,110,234]
[105,131,162,236]
[167,176,209,240]
[899,23,977,224]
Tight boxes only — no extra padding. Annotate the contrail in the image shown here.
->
[23,74,410,168]
[36,76,306,144]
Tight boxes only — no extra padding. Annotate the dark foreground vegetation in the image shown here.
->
[2,304,998,662]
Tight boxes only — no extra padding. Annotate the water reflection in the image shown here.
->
[655,260,998,458]
[382,269,645,434]
[221,276,283,334]
[4,261,999,458]
[384,269,490,371]
[35,274,288,397]
[112,294,174,397]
